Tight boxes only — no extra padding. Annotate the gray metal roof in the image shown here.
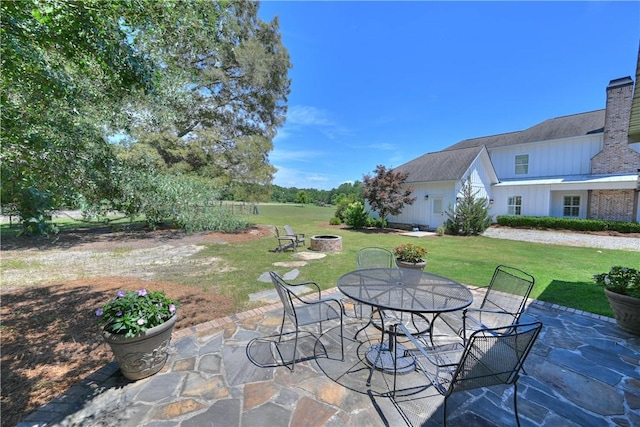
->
[394,146,484,183]
[445,109,605,151]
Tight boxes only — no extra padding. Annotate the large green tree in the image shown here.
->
[124,1,290,199]
[2,0,291,230]
[1,0,158,225]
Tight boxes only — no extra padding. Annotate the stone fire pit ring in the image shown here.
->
[310,234,343,252]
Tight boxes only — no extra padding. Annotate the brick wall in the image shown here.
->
[589,189,637,222]
[591,77,640,174]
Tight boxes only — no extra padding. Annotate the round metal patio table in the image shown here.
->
[337,268,473,382]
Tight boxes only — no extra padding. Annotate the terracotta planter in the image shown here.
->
[102,314,177,380]
[395,259,427,271]
[605,289,640,336]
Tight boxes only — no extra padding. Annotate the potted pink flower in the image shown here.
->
[393,243,428,270]
[96,289,179,380]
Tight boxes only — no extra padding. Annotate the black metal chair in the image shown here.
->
[397,321,543,427]
[343,247,396,319]
[268,271,344,370]
[356,247,396,269]
[431,265,535,343]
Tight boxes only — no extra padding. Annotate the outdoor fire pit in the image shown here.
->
[310,235,342,252]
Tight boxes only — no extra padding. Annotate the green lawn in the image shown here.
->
[4,203,635,317]
[188,203,635,318]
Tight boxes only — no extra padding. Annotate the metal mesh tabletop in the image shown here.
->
[338,268,473,314]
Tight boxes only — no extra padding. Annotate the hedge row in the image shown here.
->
[495,216,640,233]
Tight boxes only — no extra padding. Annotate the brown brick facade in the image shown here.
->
[589,77,640,221]
[589,189,637,222]
[591,78,640,175]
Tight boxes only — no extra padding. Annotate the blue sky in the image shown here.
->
[258,1,639,190]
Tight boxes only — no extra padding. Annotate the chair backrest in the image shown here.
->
[269,271,297,323]
[284,225,295,236]
[356,247,395,269]
[480,265,534,321]
[448,321,542,396]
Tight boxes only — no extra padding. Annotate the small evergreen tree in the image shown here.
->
[445,176,492,235]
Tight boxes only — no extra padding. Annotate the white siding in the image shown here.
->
[550,191,589,218]
[491,185,552,217]
[490,135,603,179]
[385,182,456,229]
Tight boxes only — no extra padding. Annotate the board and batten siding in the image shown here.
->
[385,182,456,229]
[491,185,553,217]
[490,135,603,179]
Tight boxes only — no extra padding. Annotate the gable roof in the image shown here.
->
[394,146,484,183]
[445,109,605,151]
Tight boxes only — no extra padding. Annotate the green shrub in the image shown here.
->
[496,216,640,233]
[329,216,342,225]
[344,201,368,229]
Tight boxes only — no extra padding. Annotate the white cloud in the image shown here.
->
[287,105,333,127]
[270,148,324,163]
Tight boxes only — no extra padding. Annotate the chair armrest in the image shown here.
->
[462,308,518,337]
[398,324,463,368]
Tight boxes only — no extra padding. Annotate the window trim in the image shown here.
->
[507,195,522,216]
[563,195,580,217]
[515,154,529,175]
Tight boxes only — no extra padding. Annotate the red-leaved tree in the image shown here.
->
[362,165,416,227]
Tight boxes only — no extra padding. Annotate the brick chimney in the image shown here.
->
[591,77,640,174]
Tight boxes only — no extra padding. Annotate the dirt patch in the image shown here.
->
[0,225,272,427]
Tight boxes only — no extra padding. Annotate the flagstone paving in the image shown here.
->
[18,287,640,427]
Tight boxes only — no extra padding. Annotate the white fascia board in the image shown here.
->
[493,174,638,190]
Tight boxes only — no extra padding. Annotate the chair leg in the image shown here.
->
[443,395,448,427]
[513,382,520,427]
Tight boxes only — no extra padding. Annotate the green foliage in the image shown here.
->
[95,289,179,338]
[436,226,446,236]
[295,190,309,205]
[334,193,358,221]
[593,266,640,298]
[496,216,640,233]
[343,201,368,229]
[2,1,291,231]
[392,243,428,263]
[362,165,416,226]
[444,176,491,235]
[329,217,342,225]
[16,187,58,236]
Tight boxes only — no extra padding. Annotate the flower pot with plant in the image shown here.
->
[393,242,428,270]
[96,288,179,380]
[593,266,640,336]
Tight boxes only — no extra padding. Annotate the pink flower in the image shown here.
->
[137,318,145,325]
[137,289,147,297]
[169,304,176,314]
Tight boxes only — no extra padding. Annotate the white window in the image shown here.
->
[515,154,529,175]
[563,196,580,217]
[433,198,443,215]
[508,196,522,215]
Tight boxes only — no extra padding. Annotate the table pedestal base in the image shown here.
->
[365,343,415,374]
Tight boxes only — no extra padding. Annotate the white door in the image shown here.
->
[432,197,444,228]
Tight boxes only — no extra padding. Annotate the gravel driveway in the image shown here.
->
[482,227,640,252]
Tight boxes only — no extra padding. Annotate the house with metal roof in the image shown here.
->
[385,77,640,230]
